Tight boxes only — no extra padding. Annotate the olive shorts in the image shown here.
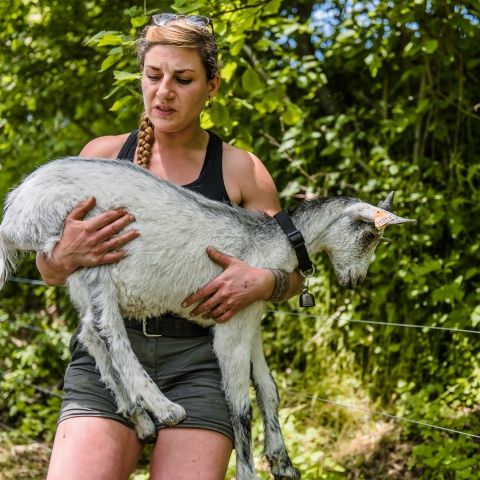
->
[58,326,234,442]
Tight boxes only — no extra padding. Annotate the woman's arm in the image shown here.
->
[182,147,303,323]
[182,248,303,322]
[36,135,138,285]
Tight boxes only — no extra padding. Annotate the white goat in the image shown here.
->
[0,158,413,480]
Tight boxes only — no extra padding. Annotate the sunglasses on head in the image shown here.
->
[151,13,214,35]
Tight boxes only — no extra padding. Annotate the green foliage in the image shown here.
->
[0,0,140,201]
[1,0,479,477]
[0,274,73,441]
[410,434,479,479]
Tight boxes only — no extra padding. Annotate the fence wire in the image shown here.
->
[7,277,478,335]
[283,391,480,441]
[4,276,480,443]
[268,309,480,335]
[7,276,50,286]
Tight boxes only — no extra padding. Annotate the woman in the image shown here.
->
[40,14,303,480]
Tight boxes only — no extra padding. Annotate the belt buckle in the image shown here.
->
[142,318,163,337]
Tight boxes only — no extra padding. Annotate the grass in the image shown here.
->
[0,432,50,480]
[0,309,420,479]
[0,393,415,480]
[0,322,418,479]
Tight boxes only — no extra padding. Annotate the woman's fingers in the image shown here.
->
[182,281,219,311]
[66,195,132,231]
[91,212,137,244]
[94,228,140,256]
[58,197,140,269]
[84,208,132,233]
[67,197,96,221]
[94,249,130,265]
[207,304,233,323]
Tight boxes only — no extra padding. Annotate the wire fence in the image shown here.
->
[8,276,479,335]
[7,276,52,286]
[283,391,480,441]
[3,275,480,445]
[267,309,480,335]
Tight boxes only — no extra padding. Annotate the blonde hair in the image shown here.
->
[135,19,219,167]
[137,21,218,80]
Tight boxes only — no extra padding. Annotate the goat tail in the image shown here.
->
[0,232,14,290]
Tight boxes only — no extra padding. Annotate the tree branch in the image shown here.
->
[212,0,271,18]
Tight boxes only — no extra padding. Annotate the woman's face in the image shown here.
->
[141,45,219,133]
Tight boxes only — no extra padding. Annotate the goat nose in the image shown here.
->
[347,270,353,288]
[349,271,360,289]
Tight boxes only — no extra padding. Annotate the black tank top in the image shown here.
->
[116,130,231,204]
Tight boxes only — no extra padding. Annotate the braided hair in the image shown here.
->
[136,112,155,169]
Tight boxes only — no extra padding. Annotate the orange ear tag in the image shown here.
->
[374,210,392,230]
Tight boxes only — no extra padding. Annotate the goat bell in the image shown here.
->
[299,288,315,308]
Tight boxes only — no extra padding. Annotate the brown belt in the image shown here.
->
[124,313,212,338]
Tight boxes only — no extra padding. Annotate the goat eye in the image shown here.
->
[363,231,376,243]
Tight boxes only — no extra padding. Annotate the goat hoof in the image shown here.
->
[273,468,301,480]
[273,472,301,480]
[268,455,301,480]
[133,411,156,440]
[156,402,186,426]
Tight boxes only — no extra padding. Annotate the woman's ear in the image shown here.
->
[207,75,221,98]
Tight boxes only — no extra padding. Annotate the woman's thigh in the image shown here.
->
[47,417,142,480]
[150,427,233,480]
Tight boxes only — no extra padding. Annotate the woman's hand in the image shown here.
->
[181,247,275,323]
[36,196,139,285]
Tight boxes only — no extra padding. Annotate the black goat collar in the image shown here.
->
[273,210,313,273]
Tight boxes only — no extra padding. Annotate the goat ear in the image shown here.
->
[347,203,416,230]
[374,207,416,230]
[377,191,394,211]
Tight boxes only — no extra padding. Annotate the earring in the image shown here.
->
[205,96,212,109]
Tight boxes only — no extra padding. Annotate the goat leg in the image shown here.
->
[78,318,156,439]
[213,312,259,480]
[251,330,300,480]
[71,273,187,432]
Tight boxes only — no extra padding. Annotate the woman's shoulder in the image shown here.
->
[222,141,264,173]
[221,140,280,213]
[222,141,276,186]
[78,133,131,159]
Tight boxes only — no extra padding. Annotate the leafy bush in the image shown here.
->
[1,0,479,476]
